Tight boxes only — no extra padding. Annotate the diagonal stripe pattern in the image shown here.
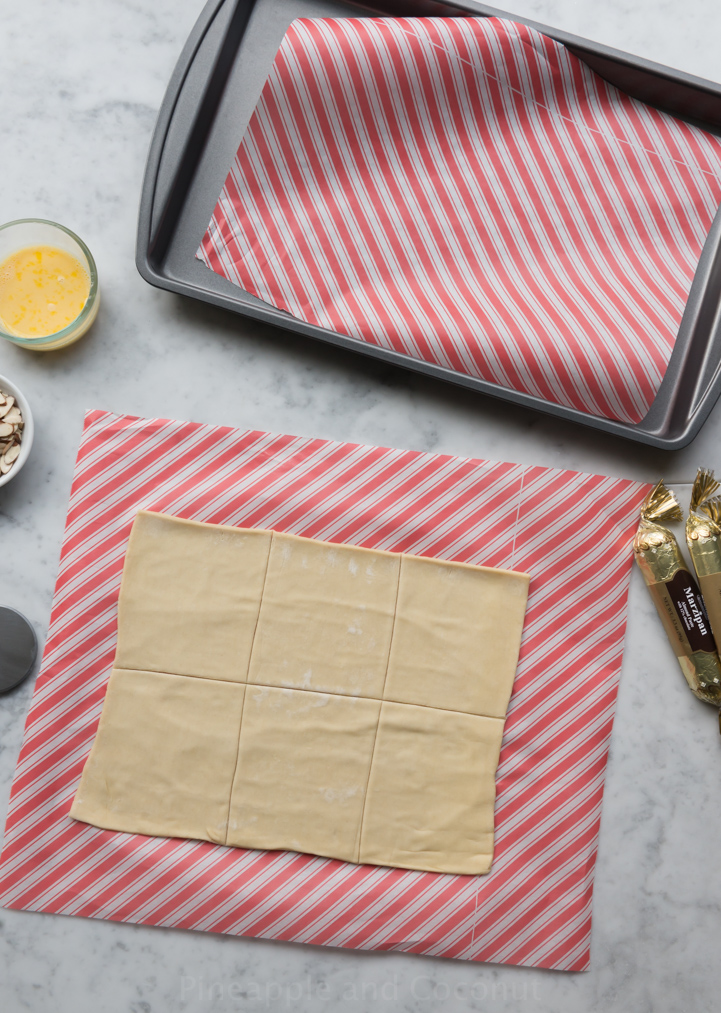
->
[198,16,721,425]
[0,410,647,970]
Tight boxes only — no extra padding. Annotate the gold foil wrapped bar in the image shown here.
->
[686,469,721,653]
[634,481,721,721]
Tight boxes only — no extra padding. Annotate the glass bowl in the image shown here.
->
[0,219,99,351]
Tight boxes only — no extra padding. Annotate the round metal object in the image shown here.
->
[0,606,37,693]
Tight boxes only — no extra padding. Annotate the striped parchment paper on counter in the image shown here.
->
[0,410,646,970]
[198,16,721,426]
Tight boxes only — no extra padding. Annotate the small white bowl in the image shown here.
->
[0,373,34,488]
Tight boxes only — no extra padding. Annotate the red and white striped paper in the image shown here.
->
[0,410,647,970]
[198,15,721,425]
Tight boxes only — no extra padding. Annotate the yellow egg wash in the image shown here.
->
[0,246,90,338]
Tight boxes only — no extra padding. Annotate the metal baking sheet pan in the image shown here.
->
[136,0,721,449]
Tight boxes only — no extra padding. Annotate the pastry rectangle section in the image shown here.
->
[248,532,400,697]
[115,511,271,682]
[358,702,504,875]
[72,510,530,876]
[226,685,381,862]
[384,555,530,717]
[70,668,245,845]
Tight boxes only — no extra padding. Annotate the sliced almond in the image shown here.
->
[0,391,24,476]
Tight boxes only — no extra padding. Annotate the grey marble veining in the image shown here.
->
[1,1,720,1010]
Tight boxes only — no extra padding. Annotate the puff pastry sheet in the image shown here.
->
[71,511,529,875]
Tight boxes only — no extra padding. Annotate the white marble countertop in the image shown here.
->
[1,1,720,1010]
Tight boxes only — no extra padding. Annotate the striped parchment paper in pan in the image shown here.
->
[0,410,647,970]
[198,16,721,425]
